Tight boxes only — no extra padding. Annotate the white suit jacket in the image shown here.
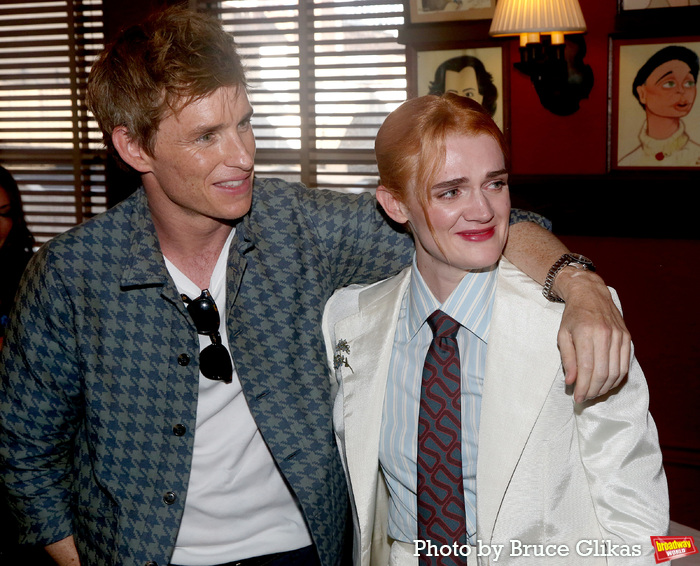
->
[322,259,669,566]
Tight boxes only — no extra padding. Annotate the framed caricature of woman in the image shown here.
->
[613,37,700,169]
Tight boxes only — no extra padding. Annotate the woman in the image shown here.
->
[619,45,700,167]
[323,94,668,565]
[0,165,34,346]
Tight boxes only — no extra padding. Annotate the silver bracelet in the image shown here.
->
[542,253,596,303]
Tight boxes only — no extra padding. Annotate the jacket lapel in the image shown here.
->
[476,259,565,541]
[335,269,411,545]
[225,214,254,323]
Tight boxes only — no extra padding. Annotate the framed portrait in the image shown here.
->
[611,36,700,170]
[614,1,700,35]
[408,0,496,24]
[618,0,699,10]
[411,45,506,135]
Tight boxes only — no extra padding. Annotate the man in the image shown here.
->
[0,7,630,566]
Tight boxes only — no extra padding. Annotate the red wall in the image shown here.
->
[509,0,614,175]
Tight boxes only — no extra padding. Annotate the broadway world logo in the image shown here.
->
[651,536,698,563]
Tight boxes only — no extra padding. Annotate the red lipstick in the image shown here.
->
[456,227,495,242]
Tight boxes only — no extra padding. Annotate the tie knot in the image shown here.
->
[426,310,460,340]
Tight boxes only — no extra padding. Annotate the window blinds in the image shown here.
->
[1,0,407,245]
[197,0,407,193]
[0,0,105,244]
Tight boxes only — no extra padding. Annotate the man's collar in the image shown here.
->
[120,188,170,288]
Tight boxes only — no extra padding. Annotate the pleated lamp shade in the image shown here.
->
[489,0,586,45]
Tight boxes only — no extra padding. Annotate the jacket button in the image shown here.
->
[145,562,158,566]
[173,424,186,436]
[163,491,177,505]
[177,353,190,366]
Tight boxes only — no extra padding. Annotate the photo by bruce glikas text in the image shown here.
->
[413,539,644,561]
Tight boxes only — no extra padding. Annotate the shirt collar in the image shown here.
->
[639,119,689,158]
[406,254,498,343]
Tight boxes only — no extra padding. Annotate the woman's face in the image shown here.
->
[398,133,510,284]
[0,186,13,249]
[637,59,697,119]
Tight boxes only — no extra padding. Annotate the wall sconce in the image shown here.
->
[489,0,594,116]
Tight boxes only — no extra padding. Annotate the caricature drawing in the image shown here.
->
[618,45,700,167]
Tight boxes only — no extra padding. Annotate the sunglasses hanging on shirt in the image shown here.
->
[181,289,233,384]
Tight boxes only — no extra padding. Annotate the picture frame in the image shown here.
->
[610,36,700,170]
[408,0,496,24]
[618,0,699,11]
[614,1,700,36]
[408,43,508,137]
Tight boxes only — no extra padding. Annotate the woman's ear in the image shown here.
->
[376,185,410,225]
[111,126,153,174]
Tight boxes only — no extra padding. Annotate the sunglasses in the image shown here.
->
[181,289,233,384]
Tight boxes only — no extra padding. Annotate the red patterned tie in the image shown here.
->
[417,310,467,566]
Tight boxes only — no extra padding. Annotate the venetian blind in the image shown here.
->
[197,0,407,193]
[0,0,105,245]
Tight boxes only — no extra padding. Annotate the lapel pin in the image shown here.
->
[333,339,353,372]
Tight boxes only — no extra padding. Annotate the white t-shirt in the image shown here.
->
[165,229,312,565]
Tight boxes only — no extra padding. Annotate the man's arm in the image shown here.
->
[504,221,631,403]
[574,323,669,554]
[0,248,81,554]
[45,536,80,565]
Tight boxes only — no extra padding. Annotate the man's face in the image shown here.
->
[140,85,256,228]
[445,66,483,105]
[637,59,697,119]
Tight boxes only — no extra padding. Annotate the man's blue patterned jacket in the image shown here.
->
[0,178,545,566]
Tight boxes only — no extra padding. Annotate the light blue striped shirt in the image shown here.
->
[379,256,497,545]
